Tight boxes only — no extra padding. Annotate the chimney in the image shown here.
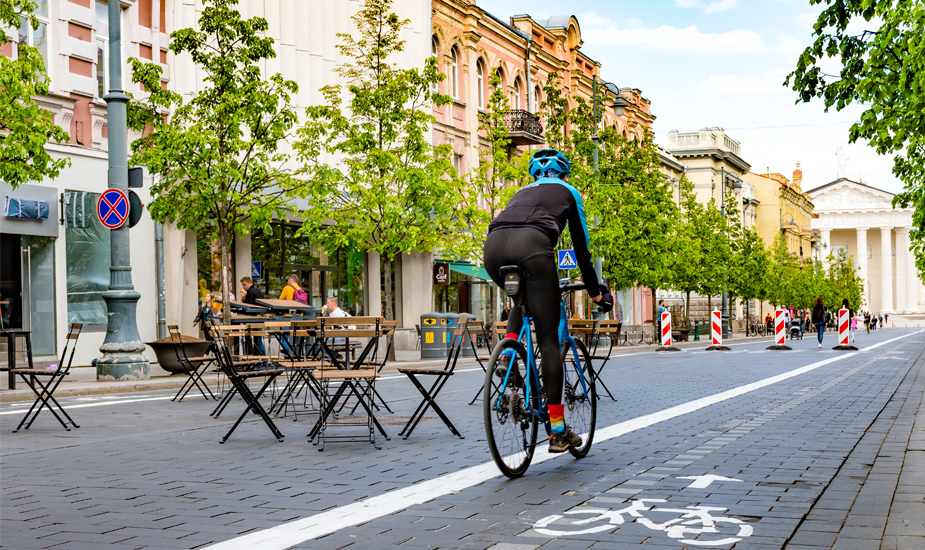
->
[792,162,803,190]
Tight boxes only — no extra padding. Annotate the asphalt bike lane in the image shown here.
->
[1,328,920,550]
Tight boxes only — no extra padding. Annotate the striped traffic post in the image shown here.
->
[657,311,680,351]
[833,307,858,350]
[706,309,730,351]
[767,308,792,350]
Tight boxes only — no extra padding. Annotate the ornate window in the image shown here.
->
[513,78,521,110]
[431,36,438,93]
[476,59,484,108]
[449,47,459,99]
[17,0,51,80]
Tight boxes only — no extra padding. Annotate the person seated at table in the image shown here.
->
[239,277,266,355]
[324,297,350,318]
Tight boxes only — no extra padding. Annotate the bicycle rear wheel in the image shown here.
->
[484,338,538,479]
[562,339,596,458]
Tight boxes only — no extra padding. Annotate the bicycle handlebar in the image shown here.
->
[559,281,609,294]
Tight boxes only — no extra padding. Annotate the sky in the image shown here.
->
[475,0,902,195]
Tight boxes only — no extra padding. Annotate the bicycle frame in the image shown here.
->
[495,300,592,421]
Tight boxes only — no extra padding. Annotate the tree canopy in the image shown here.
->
[1,0,70,188]
[787,0,925,280]
[127,0,304,322]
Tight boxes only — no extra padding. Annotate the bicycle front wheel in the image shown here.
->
[562,339,596,458]
[484,338,538,478]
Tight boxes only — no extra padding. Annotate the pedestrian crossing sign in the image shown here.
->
[558,249,577,270]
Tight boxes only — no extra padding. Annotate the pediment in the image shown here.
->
[809,181,894,211]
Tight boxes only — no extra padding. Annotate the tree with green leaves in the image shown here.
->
[786,0,925,281]
[695,196,733,315]
[540,74,678,324]
[126,0,303,323]
[765,233,798,308]
[667,176,705,325]
[1,0,70,188]
[728,226,771,324]
[468,73,527,334]
[294,0,480,324]
[826,248,865,309]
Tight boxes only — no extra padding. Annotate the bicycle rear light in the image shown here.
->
[504,272,521,296]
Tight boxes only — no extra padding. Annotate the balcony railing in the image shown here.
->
[503,110,544,146]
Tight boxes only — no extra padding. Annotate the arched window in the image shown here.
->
[513,78,522,110]
[476,59,484,108]
[534,85,542,111]
[431,36,438,93]
[450,47,459,99]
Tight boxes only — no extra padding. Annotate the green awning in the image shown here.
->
[448,262,491,281]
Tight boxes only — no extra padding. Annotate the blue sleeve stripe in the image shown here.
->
[534,177,590,247]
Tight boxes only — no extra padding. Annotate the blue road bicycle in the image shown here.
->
[483,265,599,478]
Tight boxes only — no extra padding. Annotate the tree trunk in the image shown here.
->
[685,290,691,327]
[707,294,712,317]
[382,256,396,361]
[219,224,232,326]
[651,287,658,334]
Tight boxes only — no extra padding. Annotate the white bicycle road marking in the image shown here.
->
[679,474,742,489]
[199,330,923,550]
[535,499,753,547]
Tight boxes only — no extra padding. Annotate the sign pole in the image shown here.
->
[97,0,148,380]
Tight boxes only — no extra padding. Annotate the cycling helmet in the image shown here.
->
[528,149,570,180]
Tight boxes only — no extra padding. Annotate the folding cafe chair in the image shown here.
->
[307,317,389,450]
[587,320,620,401]
[268,321,325,420]
[210,325,285,443]
[398,318,467,440]
[168,325,217,402]
[467,321,507,405]
[210,324,271,418]
[12,323,82,433]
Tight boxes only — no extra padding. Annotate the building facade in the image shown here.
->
[748,165,817,261]
[807,178,923,314]
[431,2,657,325]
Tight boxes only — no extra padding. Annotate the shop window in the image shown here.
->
[64,191,111,325]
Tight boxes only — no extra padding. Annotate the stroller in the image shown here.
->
[789,321,804,340]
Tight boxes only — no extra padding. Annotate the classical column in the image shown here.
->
[880,227,894,312]
[856,228,869,306]
[820,229,832,267]
[906,227,919,312]
[895,227,909,313]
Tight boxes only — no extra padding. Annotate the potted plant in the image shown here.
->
[146,334,212,374]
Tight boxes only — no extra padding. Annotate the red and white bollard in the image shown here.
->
[661,312,672,346]
[657,311,680,351]
[706,309,730,350]
[833,307,858,350]
[767,308,792,350]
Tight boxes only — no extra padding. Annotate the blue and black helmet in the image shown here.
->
[528,149,570,180]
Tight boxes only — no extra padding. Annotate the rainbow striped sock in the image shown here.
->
[548,404,565,435]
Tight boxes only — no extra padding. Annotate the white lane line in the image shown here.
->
[0,396,173,415]
[199,329,925,550]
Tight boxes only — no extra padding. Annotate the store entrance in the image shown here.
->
[0,233,57,355]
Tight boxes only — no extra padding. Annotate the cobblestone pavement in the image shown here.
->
[2,328,924,550]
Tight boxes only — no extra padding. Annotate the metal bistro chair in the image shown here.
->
[398,319,467,440]
[210,325,285,443]
[168,325,217,402]
[12,323,82,433]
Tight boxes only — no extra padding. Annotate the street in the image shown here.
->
[2,328,924,550]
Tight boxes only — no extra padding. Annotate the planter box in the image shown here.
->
[672,328,690,342]
[146,341,212,374]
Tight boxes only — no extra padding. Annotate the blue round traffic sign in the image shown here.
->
[97,189,130,229]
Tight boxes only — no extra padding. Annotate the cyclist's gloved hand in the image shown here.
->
[597,292,614,313]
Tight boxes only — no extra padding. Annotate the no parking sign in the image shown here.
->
[97,189,130,229]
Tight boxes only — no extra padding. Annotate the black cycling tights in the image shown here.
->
[484,227,563,406]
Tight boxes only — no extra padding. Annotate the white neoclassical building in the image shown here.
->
[807,178,923,314]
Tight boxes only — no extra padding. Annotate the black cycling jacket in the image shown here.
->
[488,177,600,298]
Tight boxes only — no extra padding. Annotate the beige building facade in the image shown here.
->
[747,165,817,262]
[807,178,923,314]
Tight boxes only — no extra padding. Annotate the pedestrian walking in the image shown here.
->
[279,274,308,303]
[864,310,871,333]
[765,313,773,332]
[812,297,826,348]
[885,313,889,325]
[657,299,667,339]
[850,313,858,342]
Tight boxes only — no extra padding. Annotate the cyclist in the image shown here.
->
[483,148,614,453]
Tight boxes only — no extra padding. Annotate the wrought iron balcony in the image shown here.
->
[503,110,544,146]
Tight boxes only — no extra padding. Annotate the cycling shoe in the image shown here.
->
[548,428,582,453]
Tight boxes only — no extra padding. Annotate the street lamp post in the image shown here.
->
[97,0,148,380]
